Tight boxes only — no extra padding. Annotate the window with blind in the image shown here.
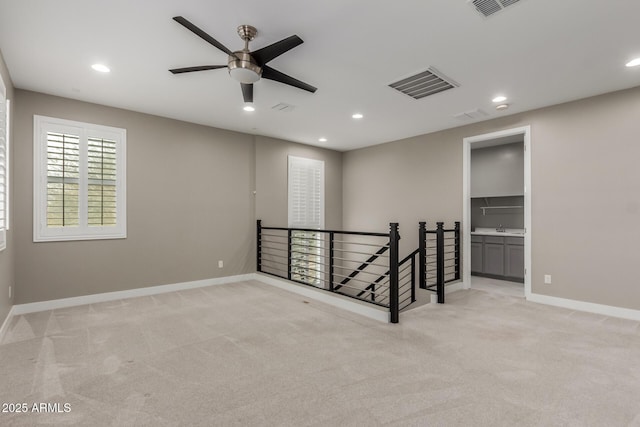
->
[33,116,126,242]
[0,76,7,251]
[288,156,325,287]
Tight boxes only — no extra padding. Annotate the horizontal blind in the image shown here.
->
[87,137,117,226]
[46,132,80,227]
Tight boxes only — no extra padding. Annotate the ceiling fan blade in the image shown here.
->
[251,35,303,66]
[173,16,234,56]
[241,83,254,103]
[262,66,317,93]
[169,65,227,74]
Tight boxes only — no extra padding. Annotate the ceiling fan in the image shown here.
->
[169,16,317,104]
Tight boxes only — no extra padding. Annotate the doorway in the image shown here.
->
[462,126,531,298]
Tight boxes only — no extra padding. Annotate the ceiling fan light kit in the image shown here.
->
[169,17,317,104]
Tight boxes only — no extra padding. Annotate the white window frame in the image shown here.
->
[0,75,7,251]
[33,115,127,242]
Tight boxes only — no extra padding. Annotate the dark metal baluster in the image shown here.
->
[287,229,292,281]
[419,221,426,289]
[329,232,335,292]
[257,220,262,272]
[436,222,445,304]
[389,223,400,324]
[411,252,416,303]
[454,221,461,281]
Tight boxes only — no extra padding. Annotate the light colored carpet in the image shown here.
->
[471,276,525,298]
[1,280,640,426]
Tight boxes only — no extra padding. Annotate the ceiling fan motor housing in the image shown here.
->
[228,51,262,84]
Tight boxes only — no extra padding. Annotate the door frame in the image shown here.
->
[462,125,532,298]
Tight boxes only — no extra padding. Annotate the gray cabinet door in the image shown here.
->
[471,242,483,273]
[483,243,504,276]
[505,244,525,280]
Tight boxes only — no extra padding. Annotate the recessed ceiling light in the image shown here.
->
[243,104,255,112]
[492,95,507,103]
[352,113,363,119]
[91,63,110,73]
[495,104,509,111]
[318,137,327,142]
[626,58,640,67]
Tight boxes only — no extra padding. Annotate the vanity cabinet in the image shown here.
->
[471,234,524,282]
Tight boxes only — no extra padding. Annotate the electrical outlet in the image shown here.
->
[218,260,224,269]
[544,274,552,284]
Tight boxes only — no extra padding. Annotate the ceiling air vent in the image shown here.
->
[271,102,295,112]
[453,108,489,120]
[389,67,459,100]
[471,0,522,18]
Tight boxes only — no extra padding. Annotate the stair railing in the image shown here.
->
[257,220,402,323]
[419,221,461,304]
[257,220,460,322]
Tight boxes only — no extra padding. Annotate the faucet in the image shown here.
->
[496,224,505,232]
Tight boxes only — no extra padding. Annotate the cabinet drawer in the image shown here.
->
[505,236,524,245]
[483,235,504,244]
[471,235,484,243]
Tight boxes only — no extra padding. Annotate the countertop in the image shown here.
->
[471,227,525,237]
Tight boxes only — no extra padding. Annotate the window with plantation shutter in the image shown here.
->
[0,76,7,251]
[288,156,325,287]
[34,116,126,242]
[288,156,324,229]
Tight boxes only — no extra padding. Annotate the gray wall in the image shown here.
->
[255,135,342,229]
[471,196,524,230]
[343,85,640,311]
[14,90,257,303]
[343,129,463,257]
[11,91,343,305]
[0,51,14,326]
[471,142,524,197]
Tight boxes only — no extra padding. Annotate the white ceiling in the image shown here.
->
[0,0,639,151]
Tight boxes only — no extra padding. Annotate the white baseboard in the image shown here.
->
[253,273,390,323]
[11,274,255,315]
[446,281,466,293]
[429,281,466,303]
[527,292,640,322]
[0,305,16,344]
